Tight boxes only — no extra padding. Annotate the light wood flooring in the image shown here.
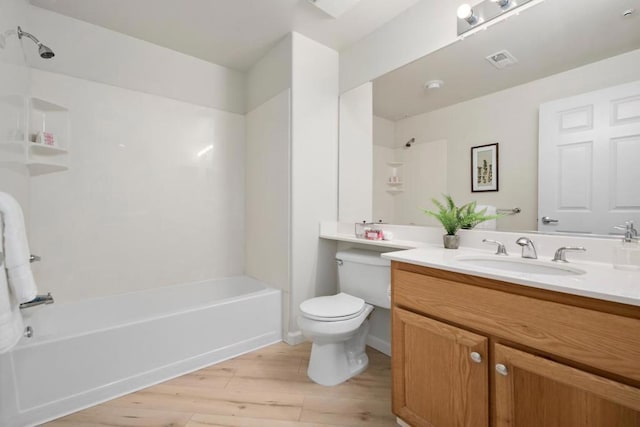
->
[45,342,396,427]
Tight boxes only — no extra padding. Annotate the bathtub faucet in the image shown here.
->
[20,292,54,309]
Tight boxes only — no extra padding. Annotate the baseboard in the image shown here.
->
[396,417,411,427]
[284,330,306,345]
[367,335,391,356]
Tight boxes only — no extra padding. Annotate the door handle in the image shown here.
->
[541,216,559,225]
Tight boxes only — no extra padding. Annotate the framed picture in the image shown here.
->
[471,143,499,192]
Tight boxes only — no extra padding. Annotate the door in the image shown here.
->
[494,343,640,427]
[539,80,640,234]
[392,307,488,427]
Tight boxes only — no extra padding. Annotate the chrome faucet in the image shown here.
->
[482,239,508,255]
[19,292,54,309]
[516,237,537,259]
[552,247,586,263]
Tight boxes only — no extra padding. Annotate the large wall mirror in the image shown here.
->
[362,0,640,236]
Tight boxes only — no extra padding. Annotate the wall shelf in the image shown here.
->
[387,189,404,195]
[29,142,68,156]
[0,96,71,176]
[26,162,68,176]
[387,161,404,167]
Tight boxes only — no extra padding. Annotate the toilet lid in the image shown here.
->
[300,293,365,321]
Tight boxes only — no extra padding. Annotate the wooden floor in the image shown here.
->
[45,342,396,427]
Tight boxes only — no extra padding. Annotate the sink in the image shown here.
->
[455,256,586,276]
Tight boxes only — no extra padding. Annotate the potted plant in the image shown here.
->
[424,195,501,249]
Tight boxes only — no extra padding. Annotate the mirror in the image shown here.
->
[369,0,640,235]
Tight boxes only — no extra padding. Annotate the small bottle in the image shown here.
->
[613,221,640,271]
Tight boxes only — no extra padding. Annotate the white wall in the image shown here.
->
[29,70,245,302]
[289,32,339,339]
[339,0,459,93]
[245,89,290,299]
[27,6,246,114]
[393,48,640,231]
[246,35,292,112]
[338,82,373,223]
[372,116,395,222]
[0,0,31,218]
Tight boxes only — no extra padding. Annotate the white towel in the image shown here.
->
[0,192,38,303]
[475,205,497,230]
[0,192,37,354]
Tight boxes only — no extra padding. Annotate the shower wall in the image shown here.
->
[0,0,30,217]
[29,70,245,302]
[1,5,247,302]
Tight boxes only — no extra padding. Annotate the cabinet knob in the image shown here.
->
[470,352,482,363]
[495,363,509,376]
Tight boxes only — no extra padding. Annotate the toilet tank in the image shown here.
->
[336,248,391,309]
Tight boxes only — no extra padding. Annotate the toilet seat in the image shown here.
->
[300,292,365,322]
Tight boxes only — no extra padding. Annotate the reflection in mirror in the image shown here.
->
[370,0,640,236]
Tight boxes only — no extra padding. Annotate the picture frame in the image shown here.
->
[471,143,499,192]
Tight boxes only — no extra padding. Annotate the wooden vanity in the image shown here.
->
[390,261,640,427]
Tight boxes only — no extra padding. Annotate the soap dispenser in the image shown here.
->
[613,221,640,271]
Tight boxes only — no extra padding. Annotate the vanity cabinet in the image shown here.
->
[391,262,640,427]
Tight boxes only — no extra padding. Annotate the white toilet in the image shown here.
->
[297,248,391,386]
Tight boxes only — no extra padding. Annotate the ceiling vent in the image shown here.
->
[307,0,361,18]
[486,50,518,69]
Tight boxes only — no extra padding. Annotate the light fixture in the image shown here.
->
[424,80,444,90]
[491,0,511,8]
[457,0,540,36]
[457,4,478,25]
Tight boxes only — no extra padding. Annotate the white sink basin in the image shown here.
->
[455,256,586,276]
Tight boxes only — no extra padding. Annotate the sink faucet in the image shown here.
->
[516,237,537,259]
[482,239,508,255]
[552,246,586,263]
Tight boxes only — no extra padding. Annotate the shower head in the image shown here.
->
[17,26,55,59]
[38,44,55,59]
[405,138,415,148]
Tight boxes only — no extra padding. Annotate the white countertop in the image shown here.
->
[382,247,640,307]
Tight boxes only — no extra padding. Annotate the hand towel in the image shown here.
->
[0,192,38,303]
[0,224,26,354]
[475,205,497,230]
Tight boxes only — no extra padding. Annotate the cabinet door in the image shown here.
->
[392,307,489,427]
[494,343,640,427]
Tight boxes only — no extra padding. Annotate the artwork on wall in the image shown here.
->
[471,143,499,192]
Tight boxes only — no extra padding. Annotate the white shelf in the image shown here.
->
[387,189,404,195]
[29,142,68,156]
[387,161,404,167]
[26,162,68,176]
[387,182,404,186]
[25,97,70,176]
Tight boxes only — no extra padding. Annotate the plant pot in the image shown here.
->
[443,234,460,249]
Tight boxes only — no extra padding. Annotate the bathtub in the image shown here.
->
[0,276,282,427]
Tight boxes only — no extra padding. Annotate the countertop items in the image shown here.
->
[382,246,640,307]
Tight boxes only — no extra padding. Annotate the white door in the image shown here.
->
[539,80,640,235]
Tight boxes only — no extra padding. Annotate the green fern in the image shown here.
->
[424,195,502,235]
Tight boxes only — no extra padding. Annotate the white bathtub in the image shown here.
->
[0,276,282,427]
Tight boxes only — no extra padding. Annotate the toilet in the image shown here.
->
[297,248,391,386]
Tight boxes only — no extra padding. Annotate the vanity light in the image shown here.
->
[457,0,539,36]
[492,0,511,8]
[457,4,478,25]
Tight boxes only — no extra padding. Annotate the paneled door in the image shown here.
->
[392,307,488,427]
[494,343,640,427]
[539,80,640,234]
